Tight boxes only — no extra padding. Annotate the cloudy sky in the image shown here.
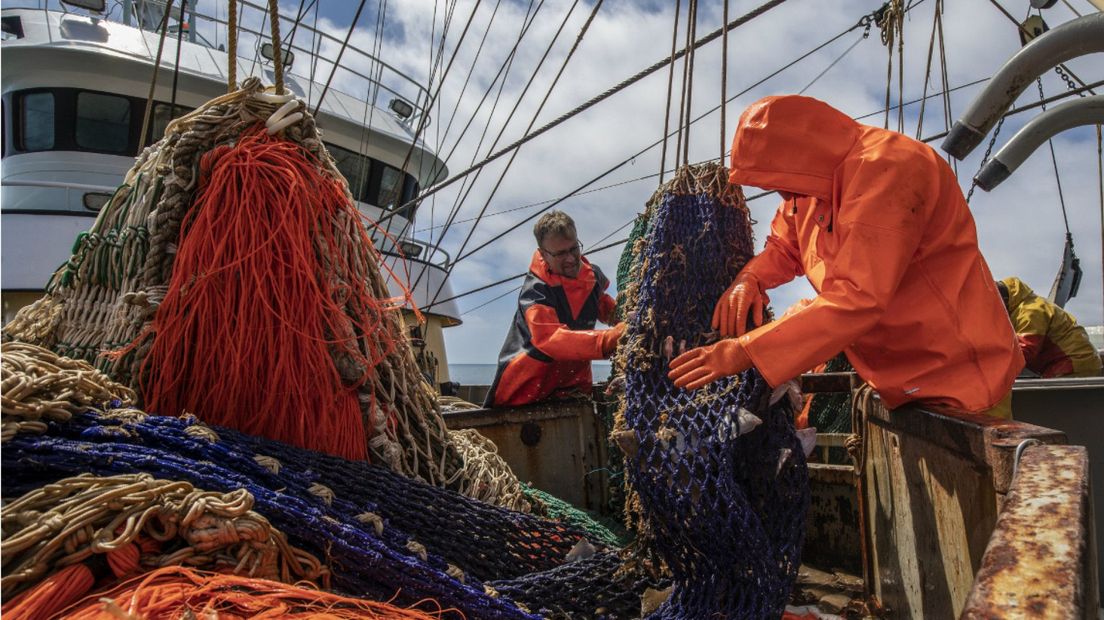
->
[189,0,1102,366]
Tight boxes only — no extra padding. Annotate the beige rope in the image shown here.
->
[267,0,285,94]
[1,473,327,598]
[1,341,136,439]
[448,429,532,513]
[227,0,238,91]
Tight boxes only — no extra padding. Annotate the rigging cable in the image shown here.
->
[676,0,699,167]
[659,0,682,184]
[429,74,1102,309]
[720,0,729,162]
[983,0,1096,95]
[376,0,794,231]
[311,0,369,116]
[914,0,940,139]
[417,0,546,279]
[798,30,866,95]
[433,0,543,176]
[460,215,638,315]
[1035,78,1071,235]
[421,0,605,302]
[438,2,878,267]
[137,0,176,148]
[169,0,187,110]
[397,0,485,176]
[431,0,507,176]
[227,0,237,90]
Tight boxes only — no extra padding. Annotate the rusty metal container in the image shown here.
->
[443,398,613,512]
[445,379,1099,618]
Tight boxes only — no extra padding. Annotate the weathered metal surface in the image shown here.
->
[443,399,612,512]
[800,372,856,394]
[860,395,1068,618]
[962,444,1098,619]
[805,463,862,574]
[1012,376,1104,599]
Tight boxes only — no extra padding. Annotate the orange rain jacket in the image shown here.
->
[728,95,1023,412]
[484,251,617,408]
[1002,277,1102,377]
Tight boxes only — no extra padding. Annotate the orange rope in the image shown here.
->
[2,563,96,620]
[61,566,462,619]
[142,125,400,460]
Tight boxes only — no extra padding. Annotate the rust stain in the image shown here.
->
[962,444,1094,618]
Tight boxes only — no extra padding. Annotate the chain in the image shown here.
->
[965,115,1005,204]
[1054,65,1083,96]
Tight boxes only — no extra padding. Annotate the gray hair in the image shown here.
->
[533,210,577,246]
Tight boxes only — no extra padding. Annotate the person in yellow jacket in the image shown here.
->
[997,277,1102,378]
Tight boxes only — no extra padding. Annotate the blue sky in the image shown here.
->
[179,0,1103,366]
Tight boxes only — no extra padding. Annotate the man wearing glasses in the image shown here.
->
[485,211,626,407]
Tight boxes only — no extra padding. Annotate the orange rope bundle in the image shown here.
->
[141,125,398,460]
[60,566,459,619]
[2,563,96,620]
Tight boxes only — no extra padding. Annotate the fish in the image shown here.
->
[564,537,597,563]
[795,427,817,458]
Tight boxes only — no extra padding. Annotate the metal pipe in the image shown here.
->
[974,95,1104,191]
[941,12,1104,160]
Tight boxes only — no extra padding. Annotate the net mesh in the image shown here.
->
[614,163,809,619]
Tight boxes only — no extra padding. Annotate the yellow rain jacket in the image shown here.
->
[728,95,1024,413]
[1002,277,1102,377]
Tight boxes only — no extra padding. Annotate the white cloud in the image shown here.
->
[267,0,1101,367]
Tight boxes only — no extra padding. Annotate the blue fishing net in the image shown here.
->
[3,410,632,619]
[490,551,666,619]
[619,170,810,619]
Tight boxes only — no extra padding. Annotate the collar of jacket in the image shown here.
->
[529,250,597,289]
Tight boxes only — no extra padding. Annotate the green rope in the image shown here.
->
[521,484,632,548]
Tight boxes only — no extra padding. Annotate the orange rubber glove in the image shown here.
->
[667,337,753,390]
[598,322,627,358]
[712,272,769,338]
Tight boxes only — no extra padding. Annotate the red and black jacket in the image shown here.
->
[484,251,616,408]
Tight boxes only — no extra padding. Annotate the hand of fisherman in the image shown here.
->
[599,322,627,358]
[667,337,753,390]
[712,272,768,337]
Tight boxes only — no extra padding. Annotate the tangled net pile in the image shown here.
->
[614,163,809,618]
[3,402,677,618]
[0,78,533,509]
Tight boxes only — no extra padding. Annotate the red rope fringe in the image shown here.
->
[142,126,399,460]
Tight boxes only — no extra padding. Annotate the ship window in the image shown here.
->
[19,92,55,151]
[76,92,131,153]
[147,103,189,145]
[327,142,373,204]
[377,165,403,210]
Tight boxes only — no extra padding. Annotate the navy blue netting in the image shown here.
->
[489,552,667,619]
[2,411,629,619]
[619,169,810,619]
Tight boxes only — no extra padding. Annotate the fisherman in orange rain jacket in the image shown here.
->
[485,211,626,408]
[998,277,1102,378]
[668,95,1024,418]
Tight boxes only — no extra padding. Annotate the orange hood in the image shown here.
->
[728,95,861,201]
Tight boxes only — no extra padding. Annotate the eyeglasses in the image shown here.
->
[540,243,583,259]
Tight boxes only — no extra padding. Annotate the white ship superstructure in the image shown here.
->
[1,0,460,382]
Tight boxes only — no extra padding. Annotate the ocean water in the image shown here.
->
[448,362,612,386]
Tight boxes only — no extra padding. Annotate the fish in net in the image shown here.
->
[615,163,810,619]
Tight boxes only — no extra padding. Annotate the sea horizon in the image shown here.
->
[448,362,612,386]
